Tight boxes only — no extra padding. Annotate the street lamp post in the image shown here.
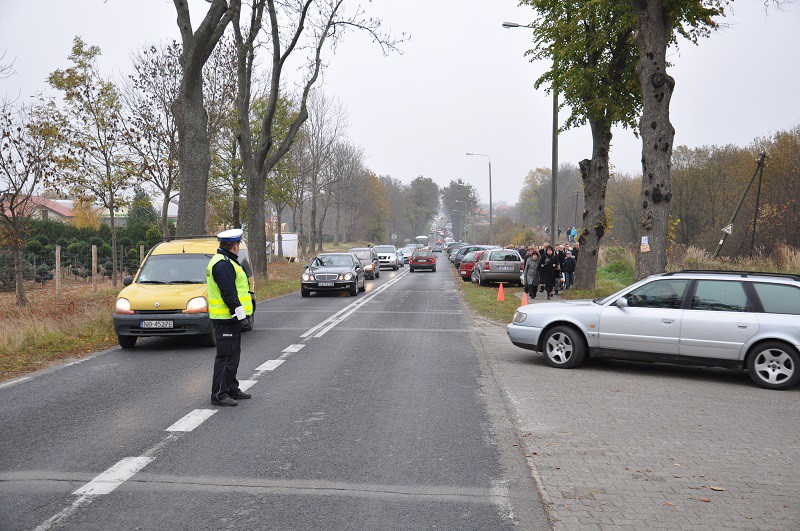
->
[503,21,559,243]
[454,200,466,240]
[466,153,492,243]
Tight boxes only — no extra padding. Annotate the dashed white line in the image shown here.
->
[238,379,258,392]
[256,359,285,371]
[165,409,217,432]
[73,456,155,496]
[282,344,305,353]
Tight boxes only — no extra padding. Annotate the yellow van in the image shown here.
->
[112,237,255,348]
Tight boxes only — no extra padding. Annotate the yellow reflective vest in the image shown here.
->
[206,253,253,320]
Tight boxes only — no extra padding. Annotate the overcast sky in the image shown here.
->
[1,0,798,206]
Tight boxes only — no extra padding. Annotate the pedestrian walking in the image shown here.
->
[523,247,540,299]
[207,229,253,407]
[563,251,576,290]
[539,246,560,299]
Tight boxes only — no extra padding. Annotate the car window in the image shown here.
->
[624,279,688,309]
[751,282,800,314]
[490,250,520,261]
[311,255,354,267]
[351,250,371,260]
[414,251,433,258]
[691,280,750,312]
[375,246,395,253]
[463,252,477,262]
[136,254,214,284]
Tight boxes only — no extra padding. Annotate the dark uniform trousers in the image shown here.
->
[211,319,242,400]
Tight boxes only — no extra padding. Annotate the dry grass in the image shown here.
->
[670,245,800,274]
[452,268,525,323]
[255,261,306,301]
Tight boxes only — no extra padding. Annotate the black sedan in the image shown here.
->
[301,253,366,297]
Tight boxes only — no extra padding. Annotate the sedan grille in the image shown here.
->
[315,273,338,281]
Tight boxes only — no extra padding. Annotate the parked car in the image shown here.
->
[458,250,485,282]
[301,253,365,297]
[453,245,494,268]
[506,270,800,390]
[472,249,524,286]
[113,237,256,349]
[374,245,400,270]
[409,249,437,272]
[349,247,380,279]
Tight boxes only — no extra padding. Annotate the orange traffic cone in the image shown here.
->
[497,282,505,302]
[521,291,528,306]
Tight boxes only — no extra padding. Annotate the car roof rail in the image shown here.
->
[662,269,800,281]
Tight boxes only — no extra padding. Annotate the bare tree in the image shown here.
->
[172,0,239,236]
[0,99,63,306]
[124,41,182,238]
[233,0,402,275]
[0,51,15,79]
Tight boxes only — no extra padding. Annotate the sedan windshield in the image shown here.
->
[374,246,395,253]
[351,250,372,260]
[137,254,213,284]
[312,255,355,268]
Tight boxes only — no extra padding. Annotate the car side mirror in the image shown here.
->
[123,275,133,287]
[614,297,628,308]
[304,264,310,270]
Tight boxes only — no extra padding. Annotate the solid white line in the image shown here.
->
[239,379,258,392]
[0,376,32,390]
[282,344,305,353]
[165,409,217,432]
[73,456,155,496]
[255,359,284,371]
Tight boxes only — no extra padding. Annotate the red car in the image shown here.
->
[409,249,436,272]
[458,250,485,282]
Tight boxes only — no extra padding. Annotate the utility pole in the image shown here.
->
[713,152,767,258]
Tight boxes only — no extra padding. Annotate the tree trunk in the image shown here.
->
[334,197,341,244]
[109,205,118,288]
[231,136,240,227]
[309,174,319,254]
[276,207,284,259]
[161,193,171,239]
[575,119,612,290]
[633,0,673,279]
[173,74,211,236]
[298,192,307,257]
[12,240,28,307]
[245,167,267,275]
[317,195,330,253]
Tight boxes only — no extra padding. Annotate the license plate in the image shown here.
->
[318,281,335,287]
[460,270,466,275]
[141,320,173,329]
[497,265,514,270]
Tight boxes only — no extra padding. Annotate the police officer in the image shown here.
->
[207,229,253,407]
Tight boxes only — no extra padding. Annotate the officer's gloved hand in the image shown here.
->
[234,306,247,329]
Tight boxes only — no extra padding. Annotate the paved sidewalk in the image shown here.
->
[471,306,800,530]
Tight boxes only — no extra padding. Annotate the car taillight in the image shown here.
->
[520,263,524,271]
[484,262,490,271]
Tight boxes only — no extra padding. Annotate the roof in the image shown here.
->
[152,238,220,255]
[30,196,76,218]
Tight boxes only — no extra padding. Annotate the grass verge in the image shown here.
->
[452,267,524,324]
[255,261,305,301]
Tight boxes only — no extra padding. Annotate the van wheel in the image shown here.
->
[541,326,586,369]
[118,335,137,349]
[747,341,800,390]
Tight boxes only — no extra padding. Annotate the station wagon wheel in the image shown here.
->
[541,326,586,369]
[747,342,800,390]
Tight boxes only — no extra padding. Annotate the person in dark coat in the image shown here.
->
[563,251,577,290]
[523,247,540,298]
[539,246,559,299]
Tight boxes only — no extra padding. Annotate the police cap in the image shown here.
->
[217,228,243,243]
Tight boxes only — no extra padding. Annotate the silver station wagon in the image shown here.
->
[506,270,800,390]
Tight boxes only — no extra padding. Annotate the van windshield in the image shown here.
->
[136,254,214,284]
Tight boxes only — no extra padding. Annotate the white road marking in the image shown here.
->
[256,359,284,371]
[239,379,258,392]
[165,409,217,432]
[0,376,32,390]
[73,456,155,496]
[282,344,305,353]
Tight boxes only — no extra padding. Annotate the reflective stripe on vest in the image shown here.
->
[206,253,253,320]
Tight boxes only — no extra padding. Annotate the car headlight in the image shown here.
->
[512,311,527,324]
[302,273,310,281]
[184,296,208,314]
[344,272,353,281]
[115,298,133,314]
[365,264,373,270]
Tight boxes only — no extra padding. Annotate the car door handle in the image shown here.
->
[661,319,675,324]
[737,324,749,329]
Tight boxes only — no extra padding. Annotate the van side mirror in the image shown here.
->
[123,276,133,287]
[614,297,628,308]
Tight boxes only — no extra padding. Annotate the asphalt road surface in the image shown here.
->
[0,257,547,530]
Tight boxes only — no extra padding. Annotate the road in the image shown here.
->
[0,257,548,530]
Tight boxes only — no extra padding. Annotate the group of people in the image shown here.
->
[517,243,579,300]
